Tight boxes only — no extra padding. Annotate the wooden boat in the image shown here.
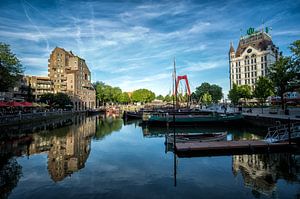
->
[165,132,227,145]
[143,112,243,125]
[123,111,143,119]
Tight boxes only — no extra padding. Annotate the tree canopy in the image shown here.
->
[254,76,274,113]
[228,83,240,105]
[201,92,212,105]
[195,82,222,103]
[268,56,296,109]
[0,43,24,91]
[40,93,72,109]
[131,89,155,103]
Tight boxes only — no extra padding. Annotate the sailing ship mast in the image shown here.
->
[173,58,177,110]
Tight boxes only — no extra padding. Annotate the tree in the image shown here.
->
[289,40,300,90]
[40,93,72,109]
[156,95,164,101]
[164,95,172,103]
[118,92,131,104]
[210,84,223,103]
[195,82,210,101]
[239,85,252,101]
[0,43,24,91]
[228,83,240,106]
[131,89,155,103]
[254,77,274,113]
[195,82,222,103]
[201,92,212,105]
[40,93,55,105]
[95,81,106,105]
[268,56,296,110]
[53,93,73,109]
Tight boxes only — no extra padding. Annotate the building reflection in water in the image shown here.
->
[27,115,96,182]
[232,153,300,197]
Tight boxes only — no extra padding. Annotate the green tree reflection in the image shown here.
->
[94,117,123,140]
[0,158,22,199]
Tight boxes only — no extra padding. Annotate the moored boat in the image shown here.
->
[142,112,243,125]
[165,132,227,145]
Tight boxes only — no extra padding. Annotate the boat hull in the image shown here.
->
[143,113,243,126]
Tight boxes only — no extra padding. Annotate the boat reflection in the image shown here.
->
[232,153,300,197]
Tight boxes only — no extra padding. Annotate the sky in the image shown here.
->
[0,0,300,96]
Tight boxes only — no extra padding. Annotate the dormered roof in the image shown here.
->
[235,32,274,57]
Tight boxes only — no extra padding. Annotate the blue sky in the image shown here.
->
[0,0,299,96]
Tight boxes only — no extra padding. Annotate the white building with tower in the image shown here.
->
[229,27,280,90]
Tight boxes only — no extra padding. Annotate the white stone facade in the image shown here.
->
[229,30,279,90]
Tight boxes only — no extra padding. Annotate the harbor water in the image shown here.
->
[0,114,299,199]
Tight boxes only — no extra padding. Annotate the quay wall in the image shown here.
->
[0,111,87,127]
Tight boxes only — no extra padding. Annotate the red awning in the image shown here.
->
[6,101,24,107]
[0,101,9,107]
[20,102,33,107]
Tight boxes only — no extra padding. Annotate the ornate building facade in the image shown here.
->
[229,28,280,90]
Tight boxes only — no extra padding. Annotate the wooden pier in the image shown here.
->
[175,140,297,157]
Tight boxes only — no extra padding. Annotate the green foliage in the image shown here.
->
[239,85,252,99]
[118,92,131,104]
[195,82,222,103]
[289,40,300,90]
[131,89,155,103]
[0,43,24,91]
[40,93,55,104]
[254,76,274,103]
[164,94,172,102]
[94,81,122,104]
[201,92,212,105]
[268,56,296,109]
[40,93,72,109]
[178,93,188,102]
[228,83,242,105]
[94,118,123,140]
[156,95,164,101]
[228,83,254,106]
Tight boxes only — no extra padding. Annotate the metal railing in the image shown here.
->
[265,122,300,143]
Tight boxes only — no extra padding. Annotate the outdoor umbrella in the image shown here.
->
[20,101,33,107]
[0,101,8,107]
[6,101,24,107]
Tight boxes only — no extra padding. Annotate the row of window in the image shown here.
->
[234,78,258,85]
[231,55,267,67]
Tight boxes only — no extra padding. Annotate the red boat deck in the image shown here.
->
[175,140,296,157]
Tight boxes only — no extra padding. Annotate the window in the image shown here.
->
[261,63,264,69]
[261,57,263,62]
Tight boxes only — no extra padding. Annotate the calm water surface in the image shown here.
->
[1,114,299,199]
